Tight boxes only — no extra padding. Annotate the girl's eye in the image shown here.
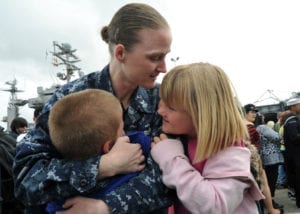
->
[168,105,176,111]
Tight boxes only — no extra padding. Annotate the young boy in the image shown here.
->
[46,89,151,213]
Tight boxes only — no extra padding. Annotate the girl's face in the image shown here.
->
[120,28,172,89]
[158,100,196,138]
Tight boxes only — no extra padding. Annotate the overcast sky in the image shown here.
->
[0,0,299,128]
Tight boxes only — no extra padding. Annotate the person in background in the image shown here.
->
[275,111,289,190]
[246,140,284,214]
[243,104,283,214]
[256,113,284,211]
[151,62,264,213]
[9,117,28,140]
[13,3,172,214]
[0,126,24,214]
[244,104,260,150]
[273,112,282,133]
[267,121,275,129]
[282,97,300,208]
[17,107,43,143]
[33,107,43,124]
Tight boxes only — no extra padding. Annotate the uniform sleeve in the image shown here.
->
[13,125,100,206]
[101,155,172,214]
[13,83,103,206]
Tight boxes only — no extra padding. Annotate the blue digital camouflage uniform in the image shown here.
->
[13,65,171,213]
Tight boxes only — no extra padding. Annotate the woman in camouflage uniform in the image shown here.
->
[14,3,172,214]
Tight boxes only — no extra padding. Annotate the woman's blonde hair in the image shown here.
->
[160,62,248,162]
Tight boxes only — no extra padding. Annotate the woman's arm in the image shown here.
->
[100,155,171,214]
[13,126,100,205]
[56,155,171,214]
[14,128,147,206]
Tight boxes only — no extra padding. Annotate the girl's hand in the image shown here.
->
[151,133,169,148]
[98,136,145,179]
[56,196,110,214]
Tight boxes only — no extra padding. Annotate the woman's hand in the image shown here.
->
[98,136,145,179]
[151,133,169,148]
[56,197,109,214]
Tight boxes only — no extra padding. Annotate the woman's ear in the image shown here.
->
[102,140,114,153]
[114,44,126,62]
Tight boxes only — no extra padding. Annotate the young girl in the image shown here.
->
[151,62,264,213]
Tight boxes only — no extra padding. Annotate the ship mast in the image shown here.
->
[51,41,83,82]
[1,79,28,131]
[27,42,83,109]
[1,41,83,130]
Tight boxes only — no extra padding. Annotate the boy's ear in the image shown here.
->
[102,140,113,153]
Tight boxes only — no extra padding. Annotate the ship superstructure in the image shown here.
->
[1,41,83,131]
[1,79,28,131]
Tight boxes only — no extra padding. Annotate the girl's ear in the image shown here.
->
[114,44,126,62]
[102,140,114,153]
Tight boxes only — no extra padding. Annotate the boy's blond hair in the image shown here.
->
[49,89,122,160]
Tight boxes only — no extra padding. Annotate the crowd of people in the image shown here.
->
[1,2,300,214]
[1,107,42,213]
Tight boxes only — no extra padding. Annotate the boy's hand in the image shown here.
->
[98,136,145,179]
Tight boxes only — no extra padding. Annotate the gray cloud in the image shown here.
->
[0,0,299,129]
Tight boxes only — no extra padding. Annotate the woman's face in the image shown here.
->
[158,100,196,138]
[120,28,172,89]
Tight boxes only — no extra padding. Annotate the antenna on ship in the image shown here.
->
[27,41,84,109]
[254,89,281,104]
[1,42,84,130]
[51,41,83,82]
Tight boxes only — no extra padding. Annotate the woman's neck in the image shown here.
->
[109,63,137,109]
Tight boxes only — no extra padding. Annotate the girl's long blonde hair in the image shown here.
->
[160,62,248,162]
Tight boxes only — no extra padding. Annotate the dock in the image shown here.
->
[274,188,300,213]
